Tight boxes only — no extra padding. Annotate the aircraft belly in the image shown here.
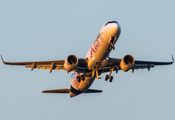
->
[87,36,110,70]
[70,21,121,96]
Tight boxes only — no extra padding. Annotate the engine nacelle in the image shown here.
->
[120,54,135,72]
[64,55,78,72]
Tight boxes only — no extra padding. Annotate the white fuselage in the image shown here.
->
[69,21,121,97]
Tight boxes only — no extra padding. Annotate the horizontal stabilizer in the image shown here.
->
[84,89,102,93]
[42,88,70,93]
[42,88,102,93]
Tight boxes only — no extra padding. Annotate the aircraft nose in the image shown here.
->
[112,23,121,37]
[69,92,76,98]
[113,23,120,31]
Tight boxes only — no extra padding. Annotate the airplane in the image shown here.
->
[0,20,174,98]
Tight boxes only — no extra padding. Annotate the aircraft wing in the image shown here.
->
[103,55,174,72]
[133,56,174,70]
[0,55,87,73]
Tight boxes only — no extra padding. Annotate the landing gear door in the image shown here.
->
[108,36,117,50]
[108,36,116,46]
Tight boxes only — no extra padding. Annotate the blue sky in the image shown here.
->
[0,0,175,120]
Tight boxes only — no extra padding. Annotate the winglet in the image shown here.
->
[0,55,5,64]
[0,55,9,65]
[172,55,174,64]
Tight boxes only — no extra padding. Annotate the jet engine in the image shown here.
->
[120,54,135,72]
[64,55,78,72]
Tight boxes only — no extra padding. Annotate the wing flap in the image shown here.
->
[135,60,173,65]
[25,64,64,70]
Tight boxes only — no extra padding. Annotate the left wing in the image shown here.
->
[103,55,174,72]
[0,55,87,73]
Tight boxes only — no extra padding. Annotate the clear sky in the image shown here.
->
[0,0,175,120]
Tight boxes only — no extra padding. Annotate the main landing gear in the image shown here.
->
[80,75,85,81]
[105,67,118,82]
[105,74,113,82]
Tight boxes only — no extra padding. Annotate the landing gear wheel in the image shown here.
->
[80,75,85,81]
[109,76,113,82]
[112,46,115,50]
[116,69,118,74]
[105,75,109,81]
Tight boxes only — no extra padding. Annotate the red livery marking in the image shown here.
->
[90,40,101,58]
[73,73,80,85]
[94,40,101,50]
[90,47,96,58]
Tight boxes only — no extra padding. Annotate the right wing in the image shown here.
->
[102,55,174,73]
[0,55,87,73]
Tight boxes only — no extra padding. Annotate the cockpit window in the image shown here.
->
[104,21,118,26]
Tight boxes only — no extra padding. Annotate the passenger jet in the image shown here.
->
[1,20,174,97]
